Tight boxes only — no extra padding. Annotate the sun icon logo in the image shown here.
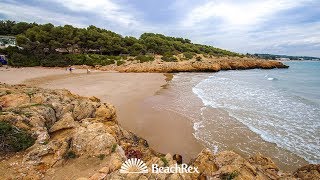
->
[120,158,148,174]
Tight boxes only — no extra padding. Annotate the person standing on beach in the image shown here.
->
[67,65,73,73]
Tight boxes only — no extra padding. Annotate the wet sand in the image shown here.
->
[148,72,308,172]
[0,67,203,162]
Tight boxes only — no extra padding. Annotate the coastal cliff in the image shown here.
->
[0,84,318,180]
[96,56,288,73]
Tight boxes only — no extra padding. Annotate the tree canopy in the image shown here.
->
[0,20,242,66]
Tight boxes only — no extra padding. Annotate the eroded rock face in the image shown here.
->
[49,112,78,133]
[190,148,218,179]
[0,93,30,108]
[72,123,116,155]
[73,100,96,121]
[97,57,289,73]
[94,103,117,122]
[294,164,320,179]
[0,83,317,180]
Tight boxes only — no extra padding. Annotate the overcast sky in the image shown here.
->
[1,0,319,57]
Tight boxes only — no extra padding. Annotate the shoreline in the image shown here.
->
[2,83,316,179]
[0,67,310,171]
[148,72,309,172]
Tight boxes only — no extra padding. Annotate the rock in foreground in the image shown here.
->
[0,83,318,180]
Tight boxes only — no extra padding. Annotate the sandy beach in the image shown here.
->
[0,67,203,162]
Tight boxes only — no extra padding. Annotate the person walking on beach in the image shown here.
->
[68,65,73,73]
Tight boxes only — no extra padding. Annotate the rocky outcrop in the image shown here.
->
[71,122,116,155]
[0,83,318,180]
[96,56,289,73]
[294,164,320,179]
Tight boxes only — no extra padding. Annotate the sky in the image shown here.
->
[0,0,319,57]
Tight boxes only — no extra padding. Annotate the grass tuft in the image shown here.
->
[0,122,35,152]
[111,144,117,153]
[63,150,77,159]
[160,156,169,167]
[220,171,239,180]
[98,154,105,160]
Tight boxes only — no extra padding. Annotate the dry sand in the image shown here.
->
[0,67,203,162]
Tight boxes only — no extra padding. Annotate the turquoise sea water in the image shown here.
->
[192,61,320,164]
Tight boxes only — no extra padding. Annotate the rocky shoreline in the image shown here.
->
[0,83,319,179]
[95,57,289,73]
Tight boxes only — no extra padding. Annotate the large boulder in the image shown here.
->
[30,105,56,128]
[94,103,117,122]
[190,148,218,179]
[24,139,69,165]
[49,113,78,133]
[212,151,257,179]
[73,101,96,121]
[294,164,320,179]
[71,123,116,155]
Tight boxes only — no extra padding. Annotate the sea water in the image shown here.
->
[192,61,320,164]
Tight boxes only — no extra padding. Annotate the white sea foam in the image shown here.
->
[192,71,320,164]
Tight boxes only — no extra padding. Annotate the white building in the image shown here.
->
[276,58,290,61]
[0,36,16,48]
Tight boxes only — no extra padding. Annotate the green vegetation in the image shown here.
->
[135,55,154,63]
[183,52,195,59]
[0,122,35,152]
[98,154,106,160]
[160,156,169,167]
[63,150,77,159]
[161,54,178,62]
[111,144,117,153]
[0,20,242,67]
[116,60,125,66]
[220,171,239,180]
[253,53,320,60]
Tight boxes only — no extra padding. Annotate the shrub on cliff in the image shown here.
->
[116,60,125,66]
[0,122,35,152]
[135,55,154,63]
[63,150,77,159]
[183,52,195,59]
[196,56,202,61]
[161,54,178,62]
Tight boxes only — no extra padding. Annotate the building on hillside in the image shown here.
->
[0,36,16,48]
[276,58,290,61]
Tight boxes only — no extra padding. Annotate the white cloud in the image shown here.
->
[194,22,320,56]
[0,1,86,27]
[182,0,311,27]
[46,0,140,27]
[175,0,319,56]
[0,0,319,56]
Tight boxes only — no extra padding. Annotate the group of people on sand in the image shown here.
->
[66,65,91,74]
